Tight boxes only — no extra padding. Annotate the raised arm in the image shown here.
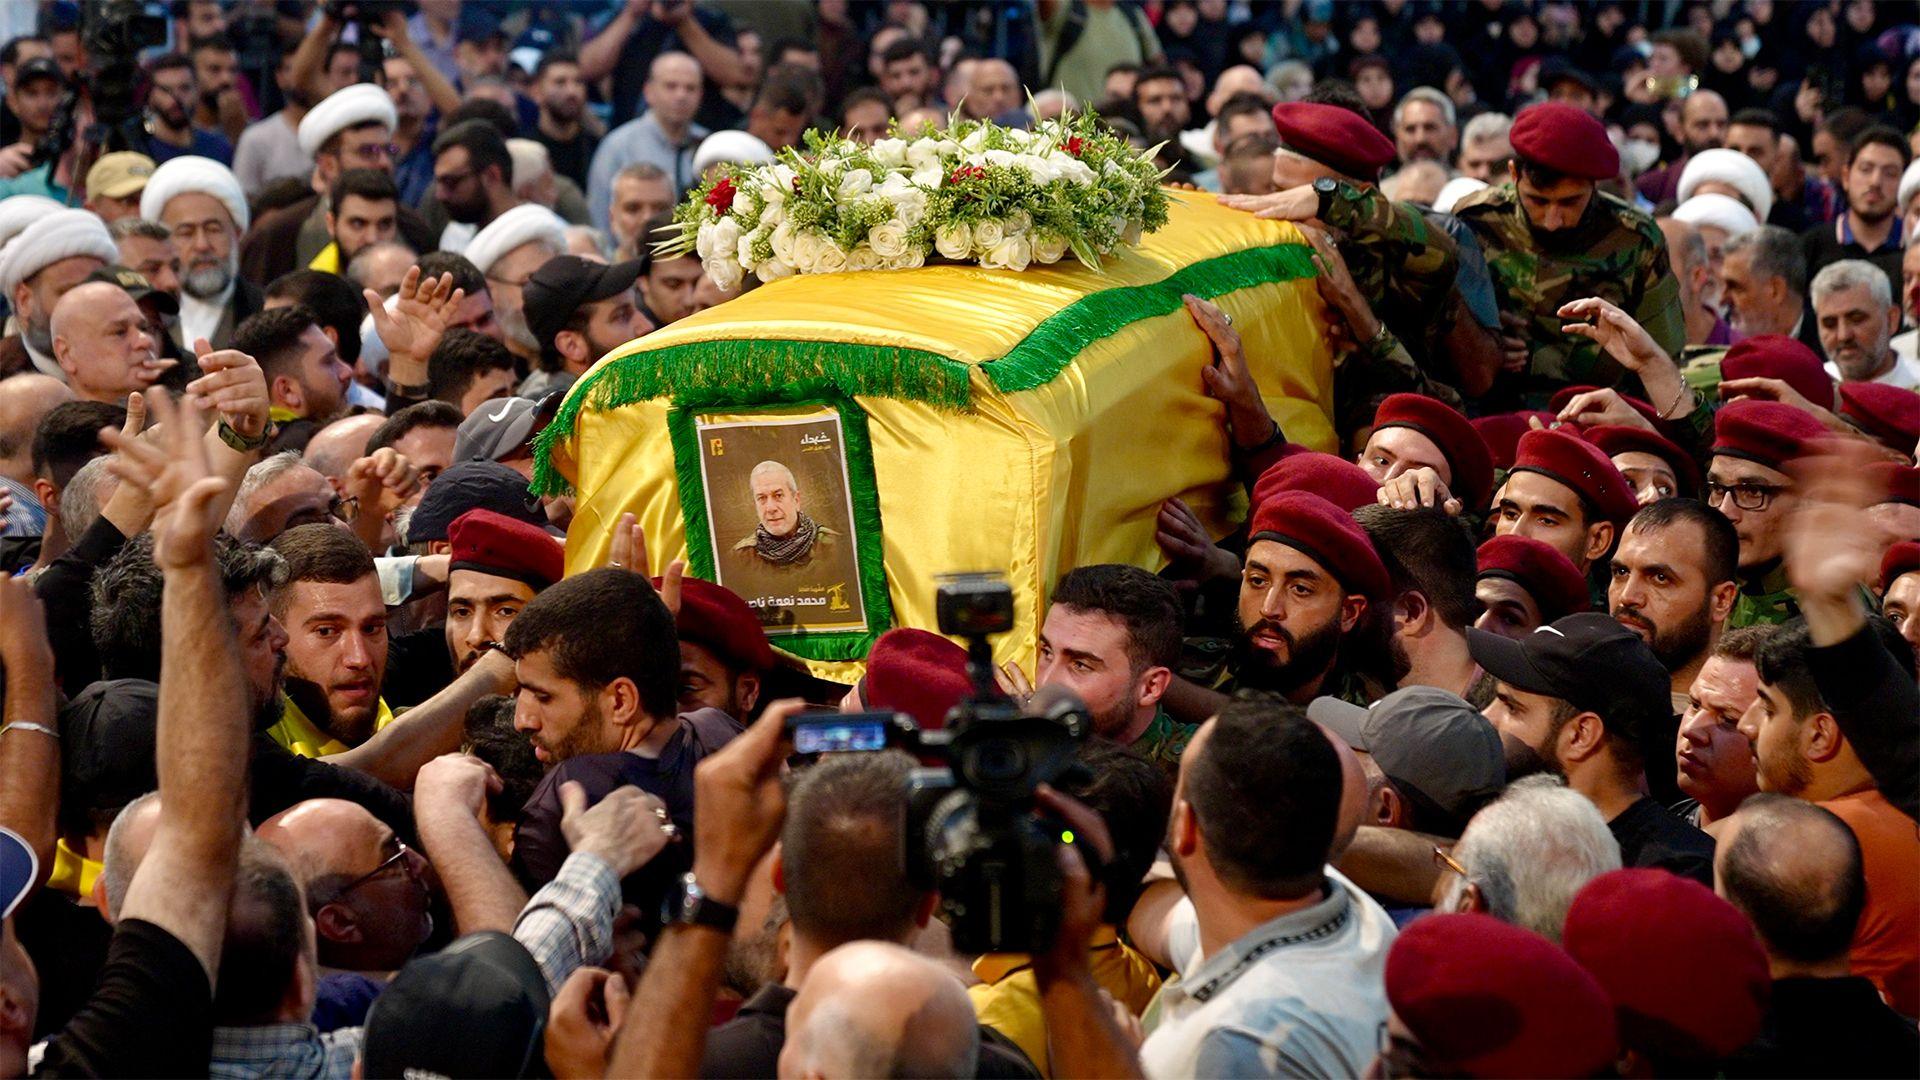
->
[331,646,517,787]
[289,9,343,111]
[101,391,251,983]
[377,11,462,116]
[0,577,58,876]
[579,0,646,83]
[413,752,530,935]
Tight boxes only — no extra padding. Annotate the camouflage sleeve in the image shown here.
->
[1320,182,1445,273]
[1634,242,1688,361]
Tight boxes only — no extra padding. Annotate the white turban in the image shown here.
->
[0,208,118,298]
[1673,192,1759,242]
[1433,176,1488,214]
[692,130,775,176]
[0,195,65,259]
[1900,158,1920,213]
[139,155,249,234]
[463,204,569,276]
[298,83,399,158]
[1675,148,1773,225]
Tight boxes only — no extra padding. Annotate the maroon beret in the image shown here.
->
[1472,412,1563,472]
[1510,428,1639,525]
[1387,913,1619,1079]
[1870,462,1920,507]
[1371,393,1495,511]
[1711,399,1829,472]
[1838,382,1920,449]
[673,577,777,675]
[1563,869,1771,1062]
[1477,534,1590,621]
[1251,451,1381,514]
[1508,101,1619,181]
[1270,101,1396,182]
[1881,540,1920,592]
[1583,424,1701,496]
[1248,490,1390,600]
[864,628,970,730]
[1722,335,1835,410]
[1547,384,1662,426]
[447,509,564,589]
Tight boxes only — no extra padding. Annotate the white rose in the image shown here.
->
[836,169,874,200]
[982,236,1032,272]
[847,245,883,271]
[973,219,1005,248]
[934,223,973,260]
[1033,234,1068,264]
[789,232,824,272]
[770,221,797,262]
[961,127,990,153]
[1057,159,1096,186]
[871,138,909,169]
[890,189,929,224]
[760,203,786,227]
[983,148,1015,168]
[911,165,945,188]
[814,242,849,274]
[709,217,742,258]
[707,257,744,292]
[695,223,718,260]
[905,139,944,172]
[757,257,794,281]
[892,247,927,270]
[1005,211,1032,236]
[735,227,759,267]
[1123,221,1143,245]
[867,222,910,259]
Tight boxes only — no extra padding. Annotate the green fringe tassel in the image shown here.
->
[530,242,1316,496]
[983,243,1319,393]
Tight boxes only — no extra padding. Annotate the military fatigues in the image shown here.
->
[1130,709,1197,771]
[1453,183,1687,409]
[1727,562,1799,630]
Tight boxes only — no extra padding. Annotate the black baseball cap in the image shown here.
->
[406,460,552,544]
[15,56,61,88]
[360,931,551,1078]
[88,265,178,315]
[1467,612,1673,745]
[58,679,160,835]
[523,255,642,354]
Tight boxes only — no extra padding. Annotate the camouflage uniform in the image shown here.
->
[1727,562,1799,629]
[1453,183,1687,408]
[1130,709,1197,771]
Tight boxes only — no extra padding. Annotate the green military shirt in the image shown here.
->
[1727,562,1799,629]
[1453,183,1686,405]
[1129,709,1197,770]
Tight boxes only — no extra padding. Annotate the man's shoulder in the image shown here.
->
[1595,191,1665,249]
[1451,183,1513,220]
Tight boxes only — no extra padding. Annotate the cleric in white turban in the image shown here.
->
[140,154,259,348]
[0,208,120,379]
[462,204,569,364]
[1673,192,1760,261]
[298,83,400,159]
[1675,147,1774,224]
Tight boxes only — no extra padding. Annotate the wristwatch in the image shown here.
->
[388,378,430,400]
[1312,176,1340,219]
[216,419,275,453]
[660,872,739,933]
[475,640,509,658]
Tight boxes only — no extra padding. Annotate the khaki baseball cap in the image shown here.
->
[85,152,156,200]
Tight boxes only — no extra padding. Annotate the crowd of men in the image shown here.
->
[0,0,1915,1077]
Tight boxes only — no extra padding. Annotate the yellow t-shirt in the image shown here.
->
[967,926,1162,1077]
[308,241,342,275]
[47,838,102,899]
[264,693,395,758]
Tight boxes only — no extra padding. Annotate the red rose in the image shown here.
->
[1065,136,1084,156]
[705,177,737,213]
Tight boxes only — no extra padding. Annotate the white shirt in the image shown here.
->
[23,337,63,381]
[178,286,232,347]
[1825,349,1920,391]
[1140,868,1395,1079]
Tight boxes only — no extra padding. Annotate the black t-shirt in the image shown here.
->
[535,127,602,190]
[15,889,112,1042]
[1608,796,1716,886]
[701,983,1040,1079]
[1725,976,1920,1078]
[34,918,213,1078]
[608,6,740,132]
[1800,223,1904,310]
[381,627,456,709]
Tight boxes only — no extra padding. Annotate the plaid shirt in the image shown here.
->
[209,1022,360,1080]
[513,850,623,995]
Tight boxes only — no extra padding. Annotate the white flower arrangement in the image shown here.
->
[658,111,1171,287]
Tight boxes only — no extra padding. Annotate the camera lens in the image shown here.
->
[969,739,1027,785]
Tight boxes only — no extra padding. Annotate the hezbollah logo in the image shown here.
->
[828,583,851,612]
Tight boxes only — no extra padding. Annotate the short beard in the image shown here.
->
[1833,347,1892,381]
[1231,612,1343,698]
[1642,603,1713,673]
[498,302,538,352]
[22,313,52,356]
[183,250,236,299]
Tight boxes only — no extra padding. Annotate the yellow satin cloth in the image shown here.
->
[550,191,1333,680]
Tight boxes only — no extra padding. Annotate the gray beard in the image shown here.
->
[498,302,538,352]
[23,316,52,356]
[184,254,236,299]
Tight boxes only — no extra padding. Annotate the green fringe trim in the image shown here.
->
[982,243,1319,393]
[665,397,894,662]
[531,241,1316,495]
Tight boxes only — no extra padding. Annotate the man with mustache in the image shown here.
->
[1608,499,1741,712]
[139,53,233,165]
[1228,489,1392,706]
[138,155,260,349]
[1452,102,1685,404]
[443,509,562,677]
[265,524,394,757]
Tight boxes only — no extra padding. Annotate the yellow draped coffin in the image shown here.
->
[534,191,1333,683]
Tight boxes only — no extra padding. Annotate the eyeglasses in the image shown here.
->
[329,494,360,524]
[336,838,412,898]
[1704,480,1785,512]
[1431,845,1467,877]
[345,142,397,164]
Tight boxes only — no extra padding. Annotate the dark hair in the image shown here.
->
[1131,64,1184,103]
[264,272,366,366]
[317,117,389,160]
[432,117,513,184]
[92,531,288,681]
[187,33,232,58]
[781,750,926,948]
[1215,91,1273,128]
[269,522,375,599]
[1848,124,1912,170]
[1353,505,1478,629]
[1719,793,1865,963]
[325,41,360,71]
[1728,107,1779,135]
[533,48,579,81]
[1049,564,1182,672]
[31,400,123,488]
[328,167,398,216]
[1712,623,1775,663]
[415,251,487,297]
[1516,157,1577,190]
[214,842,309,1025]
[503,568,678,719]
[753,65,818,118]
[879,37,928,68]
[1754,618,1824,719]
[1624,498,1739,587]
[464,694,543,825]
[1651,28,1708,72]
[145,52,192,80]
[0,36,49,67]
[1064,739,1172,924]
[839,86,894,127]
[767,36,817,65]
[252,175,315,220]
[1819,106,1871,145]
[427,328,516,406]
[1185,695,1341,899]
[232,304,322,384]
[441,97,518,139]
[367,400,463,455]
[1301,78,1367,115]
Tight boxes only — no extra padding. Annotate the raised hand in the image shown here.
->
[1719,376,1853,434]
[185,338,269,441]
[994,661,1034,704]
[1155,498,1240,585]
[413,752,503,822]
[1377,465,1463,515]
[1556,387,1656,432]
[100,390,226,569]
[546,967,629,1080]
[1298,222,1380,342]
[367,267,465,384]
[1785,440,1892,602]
[345,447,422,516]
[607,511,683,615]
[1217,184,1318,222]
[1184,293,1275,449]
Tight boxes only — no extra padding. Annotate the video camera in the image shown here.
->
[324,0,417,82]
[788,573,1092,954]
[33,0,168,168]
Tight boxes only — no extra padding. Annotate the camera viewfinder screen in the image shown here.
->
[794,719,888,755]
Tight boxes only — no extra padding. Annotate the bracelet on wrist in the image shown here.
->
[1,721,58,740]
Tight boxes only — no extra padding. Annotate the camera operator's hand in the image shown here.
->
[691,700,801,906]
[546,966,629,1080]
[0,143,32,179]
[1032,784,1114,986]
